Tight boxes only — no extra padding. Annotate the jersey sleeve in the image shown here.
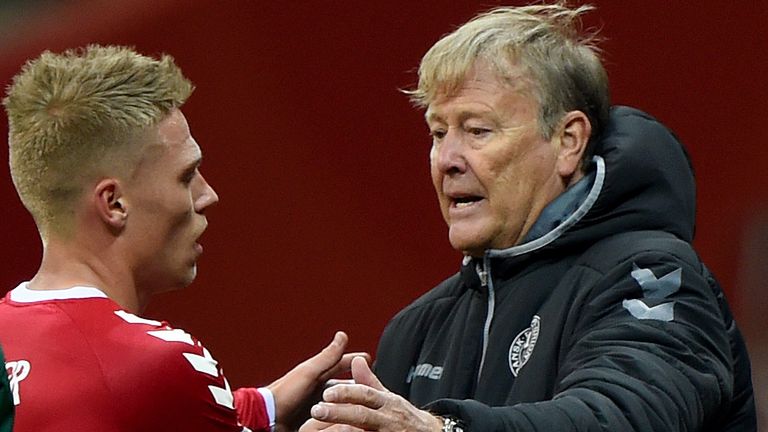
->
[234,387,275,431]
[102,316,272,431]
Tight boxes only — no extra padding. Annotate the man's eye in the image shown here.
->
[430,130,446,140]
[468,127,491,136]
[182,170,197,185]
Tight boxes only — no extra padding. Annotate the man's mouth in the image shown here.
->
[194,223,207,254]
[451,195,484,209]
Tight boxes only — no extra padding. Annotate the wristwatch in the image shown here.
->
[440,416,465,432]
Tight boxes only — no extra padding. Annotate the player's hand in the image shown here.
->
[299,357,442,432]
[268,331,370,432]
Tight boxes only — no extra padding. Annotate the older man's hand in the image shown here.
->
[268,332,370,432]
[299,357,443,432]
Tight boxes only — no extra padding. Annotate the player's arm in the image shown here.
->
[243,332,370,430]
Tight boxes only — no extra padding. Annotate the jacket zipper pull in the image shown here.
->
[476,263,488,287]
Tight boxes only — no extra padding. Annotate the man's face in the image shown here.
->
[426,62,566,257]
[123,109,218,292]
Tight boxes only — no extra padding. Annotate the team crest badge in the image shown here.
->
[508,315,540,377]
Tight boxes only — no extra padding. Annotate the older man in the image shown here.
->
[303,4,755,432]
[0,45,364,432]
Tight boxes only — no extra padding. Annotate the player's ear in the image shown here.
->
[554,110,591,179]
[94,178,127,230]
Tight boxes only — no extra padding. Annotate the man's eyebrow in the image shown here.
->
[182,156,202,174]
[425,110,491,124]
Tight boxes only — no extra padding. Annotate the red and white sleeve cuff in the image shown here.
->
[256,387,276,429]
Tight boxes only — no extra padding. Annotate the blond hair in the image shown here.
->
[4,45,194,236]
[408,3,609,160]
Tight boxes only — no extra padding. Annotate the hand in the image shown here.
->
[268,331,370,432]
[300,357,443,432]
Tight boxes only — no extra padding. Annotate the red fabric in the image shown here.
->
[234,387,271,430]
[0,291,269,431]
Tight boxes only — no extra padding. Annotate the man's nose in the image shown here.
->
[433,129,467,175]
[194,173,219,213]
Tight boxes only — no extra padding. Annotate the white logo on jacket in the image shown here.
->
[508,315,540,377]
[406,363,443,383]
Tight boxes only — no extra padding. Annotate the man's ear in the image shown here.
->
[94,179,127,230]
[555,110,592,180]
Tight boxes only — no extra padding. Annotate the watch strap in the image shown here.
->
[440,415,465,432]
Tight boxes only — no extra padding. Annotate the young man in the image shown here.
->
[0,45,363,431]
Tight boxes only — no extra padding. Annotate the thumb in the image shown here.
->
[304,331,348,374]
[351,356,386,391]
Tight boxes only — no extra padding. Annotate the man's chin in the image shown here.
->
[159,266,198,294]
[182,264,198,287]
[448,229,488,257]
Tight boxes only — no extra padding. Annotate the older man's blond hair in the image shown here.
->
[408,2,610,165]
[4,45,193,239]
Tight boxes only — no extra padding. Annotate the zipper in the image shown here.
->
[476,255,495,384]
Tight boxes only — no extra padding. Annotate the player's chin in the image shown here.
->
[163,264,198,293]
[181,263,198,287]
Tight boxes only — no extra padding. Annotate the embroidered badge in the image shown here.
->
[508,315,540,377]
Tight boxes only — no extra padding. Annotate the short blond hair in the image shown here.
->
[408,3,609,162]
[4,45,194,236]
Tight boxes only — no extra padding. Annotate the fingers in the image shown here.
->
[320,352,370,382]
[302,331,349,375]
[350,356,385,391]
[325,379,354,388]
[311,402,383,430]
[300,418,365,432]
[322,383,387,409]
[299,418,333,431]
[340,352,372,368]
[348,352,372,363]
[312,384,443,432]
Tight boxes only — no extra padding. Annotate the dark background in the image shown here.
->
[0,0,765,423]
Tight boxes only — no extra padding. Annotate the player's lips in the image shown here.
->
[194,222,207,255]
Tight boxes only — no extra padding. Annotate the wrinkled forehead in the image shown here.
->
[424,60,536,120]
[423,57,533,109]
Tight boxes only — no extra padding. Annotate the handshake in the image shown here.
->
[276,332,442,432]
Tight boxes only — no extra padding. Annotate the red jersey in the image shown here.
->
[0,283,273,431]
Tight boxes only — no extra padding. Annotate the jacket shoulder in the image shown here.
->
[388,271,464,326]
[574,230,701,275]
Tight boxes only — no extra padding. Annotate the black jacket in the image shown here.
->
[373,106,756,431]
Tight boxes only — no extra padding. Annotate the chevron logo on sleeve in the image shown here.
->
[622,264,682,322]
[114,310,235,409]
[630,264,682,299]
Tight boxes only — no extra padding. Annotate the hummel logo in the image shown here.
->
[622,300,674,322]
[6,360,30,405]
[114,310,234,409]
[630,264,682,299]
[406,363,443,383]
[623,264,682,322]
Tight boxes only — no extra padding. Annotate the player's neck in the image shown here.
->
[28,239,142,313]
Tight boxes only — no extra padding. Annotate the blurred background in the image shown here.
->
[0,0,765,425]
